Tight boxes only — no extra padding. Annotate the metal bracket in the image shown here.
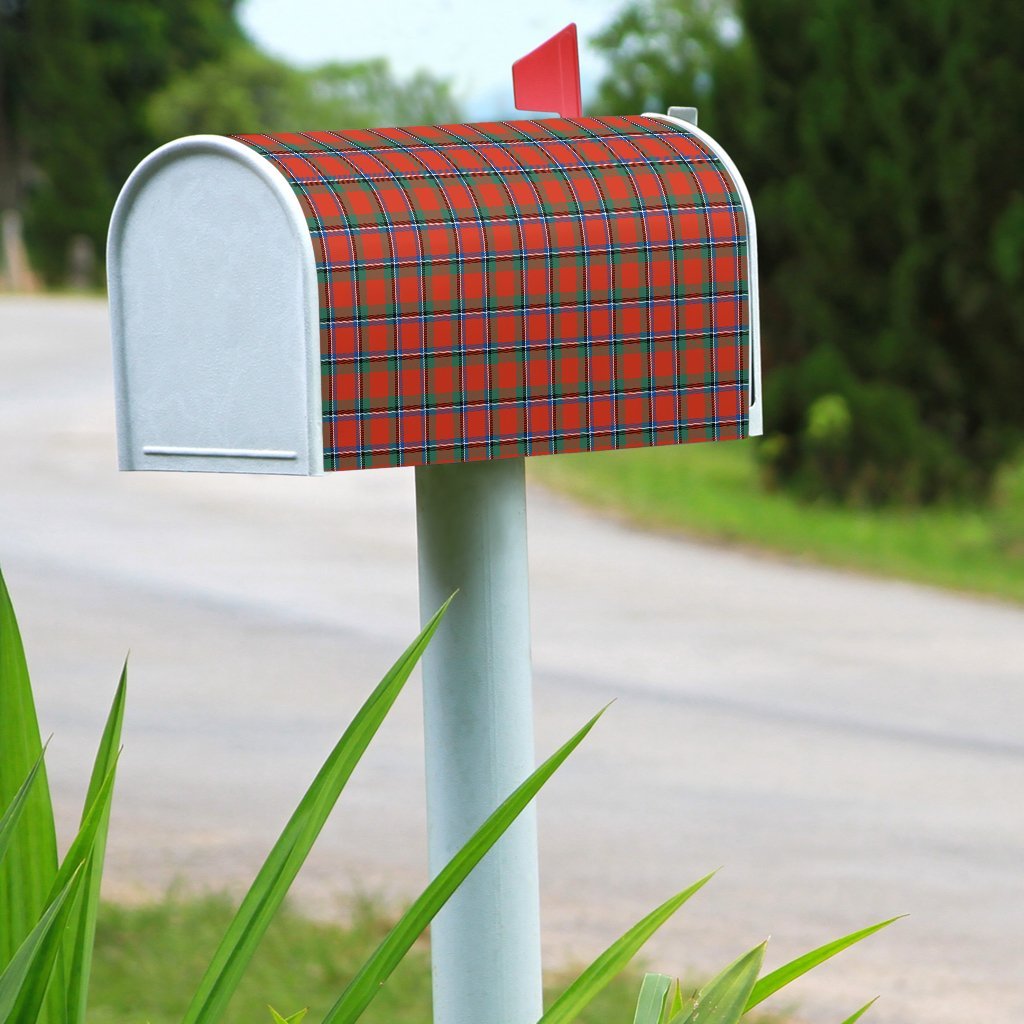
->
[667,105,699,126]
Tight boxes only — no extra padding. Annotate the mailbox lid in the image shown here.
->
[235,115,757,471]
[108,136,322,476]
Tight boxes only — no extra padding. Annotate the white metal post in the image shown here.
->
[415,457,543,1024]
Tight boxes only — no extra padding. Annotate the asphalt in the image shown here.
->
[1,296,1022,1022]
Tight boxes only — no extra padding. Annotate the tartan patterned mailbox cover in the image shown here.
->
[108,113,759,476]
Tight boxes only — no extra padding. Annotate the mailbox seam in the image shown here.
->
[306,202,745,234]
[312,238,734,271]
[318,296,747,329]
[271,156,721,188]
[247,123,704,159]
[319,417,745,460]
[323,378,745,413]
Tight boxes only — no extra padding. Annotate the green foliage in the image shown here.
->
[532,444,1024,603]
[83,893,890,1024]
[1,0,243,284]
[0,750,45,874]
[594,0,1024,505]
[0,565,125,1024]
[672,942,765,1023]
[542,895,895,1024]
[269,1007,308,1024]
[180,596,453,1024]
[838,1000,878,1024]
[84,894,650,1024]
[321,709,603,1024]
[616,916,896,1024]
[1,566,898,1022]
[0,566,61,1021]
[631,973,671,1024]
[65,665,126,1024]
[0,868,86,1023]
[145,44,311,141]
[0,571,627,1024]
[146,45,463,141]
[991,452,1024,557]
[87,896,433,1024]
[0,1,461,286]
[540,876,714,1024]
[745,918,900,1012]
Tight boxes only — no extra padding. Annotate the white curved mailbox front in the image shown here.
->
[108,136,322,475]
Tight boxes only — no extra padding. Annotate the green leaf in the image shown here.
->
[182,598,453,1024]
[839,998,878,1024]
[0,868,85,1024]
[633,973,672,1024]
[666,980,684,1021]
[670,943,765,1024]
[539,873,714,1024]
[66,663,127,1024]
[268,1008,308,1024]
[745,918,902,1011]
[321,708,607,1024]
[12,761,119,1023]
[0,568,59,1000]
[0,750,46,870]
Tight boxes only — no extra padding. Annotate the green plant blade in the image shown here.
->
[0,868,84,1024]
[269,1008,308,1024]
[670,943,765,1024]
[840,997,878,1023]
[745,918,902,1012]
[321,708,606,1024]
[0,567,59,1005]
[666,980,684,1020]
[66,663,127,1024]
[539,873,714,1024]
[0,750,46,870]
[49,762,119,905]
[633,973,671,1024]
[12,761,119,1022]
[182,598,452,1024]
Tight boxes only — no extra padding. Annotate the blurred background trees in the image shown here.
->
[1,0,1021,510]
[596,0,1024,505]
[0,0,462,287]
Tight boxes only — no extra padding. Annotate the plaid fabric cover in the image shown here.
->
[235,116,752,471]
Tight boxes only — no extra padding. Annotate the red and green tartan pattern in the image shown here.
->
[235,115,752,471]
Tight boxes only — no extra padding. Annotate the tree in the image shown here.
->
[0,0,463,286]
[146,47,463,141]
[1,0,242,284]
[594,0,1024,504]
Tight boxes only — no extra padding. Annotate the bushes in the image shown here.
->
[595,0,1024,505]
[759,346,977,505]
[991,454,1024,557]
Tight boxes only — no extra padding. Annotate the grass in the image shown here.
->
[530,441,1024,604]
[86,895,647,1024]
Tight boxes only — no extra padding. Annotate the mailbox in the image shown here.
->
[108,111,760,476]
[106,46,765,1024]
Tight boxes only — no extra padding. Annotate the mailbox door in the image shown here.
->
[108,136,322,475]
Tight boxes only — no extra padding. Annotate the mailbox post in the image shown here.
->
[416,458,540,1023]
[107,25,760,1024]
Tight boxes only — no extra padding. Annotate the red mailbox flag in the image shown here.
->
[512,24,583,118]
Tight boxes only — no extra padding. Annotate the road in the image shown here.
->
[1,296,1022,1022]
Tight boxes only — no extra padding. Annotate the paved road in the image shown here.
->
[1,296,1022,1023]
